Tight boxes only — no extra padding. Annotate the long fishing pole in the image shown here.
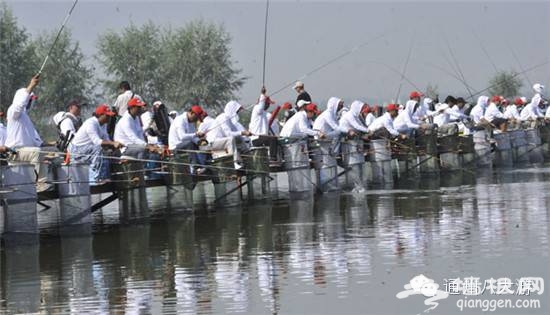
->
[37,0,79,75]
[443,36,475,100]
[472,30,499,73]
[395,35,415,103]
[508,42,533,87]
[261,0,270,87]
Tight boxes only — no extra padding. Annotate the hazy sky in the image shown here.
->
[5,0,550,108]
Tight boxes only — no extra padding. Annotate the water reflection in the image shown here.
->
[1,168,549,314]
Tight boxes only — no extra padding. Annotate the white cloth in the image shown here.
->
[0,123,6,146]
[413,98,436,122]
[313,97,347,137]
[470,96,489,124]
[249,94,269,136]
[198,116,215,134]
[5,88,43,148]
[504,105,521,120]
[114,112,146,146]
[112,90,142,116]
[280,111,317,138]
[368,112,399,136]
[394,100,420,131]
[433,103,461,127]
[168,113,198,150]
[206,101,246,143]
[365,113,376,127]
[70,117,110,148]
[520,94,544,120]
[484,102,505,122]
[140,111,160,144]
[450,105,466,122]
[53,111,80,140]
[339,100,369,133]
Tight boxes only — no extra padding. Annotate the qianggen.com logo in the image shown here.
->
[397,275,544,314]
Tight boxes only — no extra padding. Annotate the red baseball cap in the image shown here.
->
[501,98,509,105]
[127,97,146,107]
[514,98,525,106]
[387,103,399,111]
[95,104,116,116]
[409,91,424,99]
[491,95,502,103]
[305,103,320,115]
[190,105,204,116]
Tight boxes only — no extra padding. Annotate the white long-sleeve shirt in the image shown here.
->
[280,111,317,138]
[5,88,43,147]
[53,111,81,140]
[0,123,6,146]
[313,97,348,137]
[365,113,376,127]
[198,116,215,134]
[168,113,198,150]
[114,112,146,146]
[70,116,110,148]
[249,95,269,136]
[470,96,489,124]
[393,100,420,131]
[368,112,399,136]
[112,90,142,116]
[504,105,521,120]
[484,102,505,122]
[339,100,369,133]
[520,94,544,121]
[206,101,246,143]
[434,103,466,127]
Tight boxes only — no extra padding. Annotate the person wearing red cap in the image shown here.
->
[503,98,521,128]
[485,96,508,133]
[68,104,122,183]
[112,81,143,116]
[338,100,369,139]
[394,91,426,136]
[114,97,158,158]
[168,105,205,151]
[206,101,253,169]
[280,102,324,138]
[367,103,406,139]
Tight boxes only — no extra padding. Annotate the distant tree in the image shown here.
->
[425,83,439,102]
[488,70,523,98]
[96,22,163,103]
[160,20,246,111]
[0,3,36,109]
[32,30,95,119]
[96,20,246,112]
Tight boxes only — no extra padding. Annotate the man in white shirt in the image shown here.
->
[520,94,544,128]
[339,100,370,137]
[433,96,467,135]
[394,91,427,136]
[52,100,83,151]
[484,95,508,133]
[0,110,6,146]
[280,103,323,138]
[112,81,143,116]
[114,97,157,158]
[313,97,351,139]
[69,104,122,183]
[205,100,252,168]
[368,103,407,139]
[469,95,491,130]
[5,75,46,174]
[168,105,205,151]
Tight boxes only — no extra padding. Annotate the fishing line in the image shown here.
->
[37,0,79,75]
[508,42,533,87]
[262,0,270,87]
[395,34,415,103]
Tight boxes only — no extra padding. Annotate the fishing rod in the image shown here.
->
[443,35,475,101]
[472,30,499,73]
[395,35,415,103]
[262,0,270,87]
[37,0,79,75]
[508,42,533,87]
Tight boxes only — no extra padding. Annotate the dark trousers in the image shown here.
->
[252,135,279,161]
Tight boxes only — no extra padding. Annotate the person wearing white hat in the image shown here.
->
[293,81,311,106]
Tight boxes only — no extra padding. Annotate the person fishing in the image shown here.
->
[485,95,508,133]
[519,86,544,127]
[433,96,468,136]
[168,105,206,173]
[393,91,430,136]
[112,81,143,117]
[469,95,491,130]
[280,102,323,139]
[52,99,83,151]
[339,100,371,136]
[205,101,253,169]
[68,104,123,184]
[313,97,353,139]
[248,86,281,161]
[114,97,159,159]
[368,103,407,140]
[5,75,51,190]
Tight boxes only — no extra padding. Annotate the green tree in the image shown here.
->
[160,20,246,111]
[0,3,36,109]
[488,70,523,98]
[96,20,246,112]
[97,22,163,103]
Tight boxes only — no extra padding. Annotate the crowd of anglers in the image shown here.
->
[0,75,548,191]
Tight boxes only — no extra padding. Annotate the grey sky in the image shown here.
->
[5,0,550,108]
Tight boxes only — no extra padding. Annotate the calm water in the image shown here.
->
[1,168,549,314]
